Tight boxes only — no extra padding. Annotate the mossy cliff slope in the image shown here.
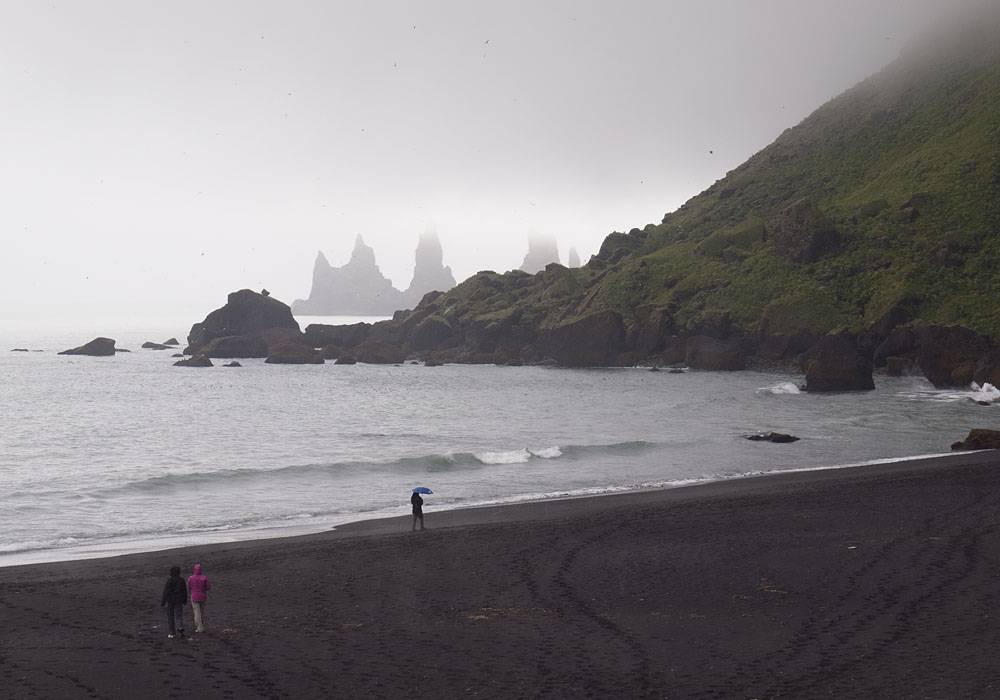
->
[309,7,1000,370]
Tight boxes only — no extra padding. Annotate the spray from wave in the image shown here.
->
[762,382,801,395]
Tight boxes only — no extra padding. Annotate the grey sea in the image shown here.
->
[2,314,997,566]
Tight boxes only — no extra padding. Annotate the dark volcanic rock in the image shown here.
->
[304,322,371,349]
[201,336,269,359]
[685,336,746,371]
[223,361,242,367]
[142,341,170,350]
[334,354,357,365]
[874,324,991,387]
[802,334,875,391]
[755,329,820,363]
[186,289,303,356]
[58,337,117,356]
[873,325,920,367]
[163,338,179,345]
[885,356,916,376]
[354,340,408,364]
[630,308,676,358]
[747,432,800,443]
[914,325,990,388]
[951,428,1000,451]
[540,310,626,367]
[974,349,1000,387]
[860,297,921,359]
[265,344,325,364]
[409,315,454,351]
[174,354,213,367]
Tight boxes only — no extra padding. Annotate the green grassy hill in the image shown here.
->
[383,7,1000,358]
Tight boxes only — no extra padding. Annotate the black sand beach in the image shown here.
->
[4,452,1000,699]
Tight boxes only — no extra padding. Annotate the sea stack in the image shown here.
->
[519,233,560,274]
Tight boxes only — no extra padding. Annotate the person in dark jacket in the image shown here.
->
[160,565,187,638]
[411,491,425,531]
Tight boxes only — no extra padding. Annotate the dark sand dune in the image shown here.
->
[4,452,1000,699]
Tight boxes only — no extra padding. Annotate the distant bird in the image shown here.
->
[709,150,714,154]
[261,289,270,297]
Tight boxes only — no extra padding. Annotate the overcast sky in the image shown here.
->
[1,0,957,324]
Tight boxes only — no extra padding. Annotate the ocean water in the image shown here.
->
[1,316,997,566]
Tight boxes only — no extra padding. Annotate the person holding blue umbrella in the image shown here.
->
[411,487,431,531]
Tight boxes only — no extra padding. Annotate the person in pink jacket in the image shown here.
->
[186,564,212,633]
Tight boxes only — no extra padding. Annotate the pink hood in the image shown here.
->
[187,564,211,602]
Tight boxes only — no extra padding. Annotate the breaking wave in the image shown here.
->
[63,441,657,498]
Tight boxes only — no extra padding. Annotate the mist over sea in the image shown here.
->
[2,316,996,566]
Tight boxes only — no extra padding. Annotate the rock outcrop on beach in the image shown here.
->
[58,337,117,356]
[185,289,305,358]
[292,232,456,316]
[951,428,1000,451]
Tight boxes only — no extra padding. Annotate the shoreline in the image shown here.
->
[2,449,990,570]
[5,449,1000,698]
[6,449,1000,698]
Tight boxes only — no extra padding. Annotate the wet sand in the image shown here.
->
[4,451,1000,699]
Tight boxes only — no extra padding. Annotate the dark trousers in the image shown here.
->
[166,602,185,636]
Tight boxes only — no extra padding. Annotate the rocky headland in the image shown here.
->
[175,8,1000,398]
[178,286,1000,398]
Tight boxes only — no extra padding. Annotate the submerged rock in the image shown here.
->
[747,432,800,443]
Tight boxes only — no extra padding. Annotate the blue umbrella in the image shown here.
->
[412,487,433,494]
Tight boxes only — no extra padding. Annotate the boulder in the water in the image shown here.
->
[174,354,214,367]
[58,337,117,356]
[747,432,800,443]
